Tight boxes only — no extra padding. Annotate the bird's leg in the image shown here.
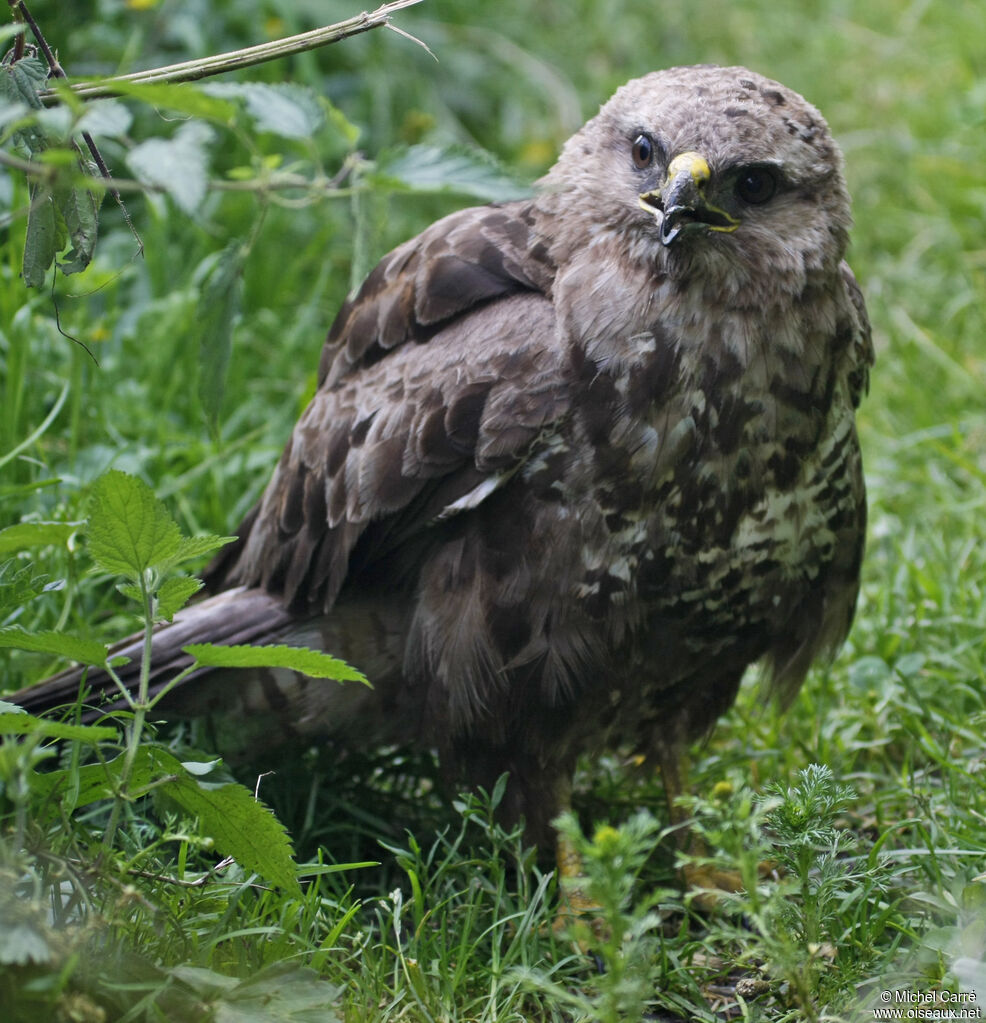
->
[553,828,602,933]
[659,747,746,908]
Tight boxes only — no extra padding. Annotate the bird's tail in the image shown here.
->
[7,586,410,755]
[6,587,297,720]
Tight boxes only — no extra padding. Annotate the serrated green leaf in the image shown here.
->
[29,747,153,818]
[0,918,52,966]
[126,120,214,214]
[0,626,107,666]
[53,174,100,276]
[0,713,117,743]
[157,575,203,621]
[152,747,300,895]
[87,470,182,579]
[215,962,341,1020]
[193,243,245,432]
[0,521,79,556]
[0,700,27,714]
[184,643,369,684]
[204,82,324,140]
[371,144,532,202]
[165,533,237,570]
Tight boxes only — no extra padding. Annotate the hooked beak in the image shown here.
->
[638,151,740,246]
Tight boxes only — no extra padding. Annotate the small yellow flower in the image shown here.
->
[592,825,621,853]
[712,780,734,800]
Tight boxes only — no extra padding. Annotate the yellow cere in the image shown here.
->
[666,151,712,187]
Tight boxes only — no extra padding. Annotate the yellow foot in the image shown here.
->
[552,832,608,948]
[681,857,779,912]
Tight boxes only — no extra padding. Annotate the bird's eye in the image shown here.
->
[735,167,778,204]
[631,134,654,169]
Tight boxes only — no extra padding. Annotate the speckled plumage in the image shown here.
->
[14,66,872,846]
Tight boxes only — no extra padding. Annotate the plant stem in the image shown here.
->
[36,0,426,106]
[101,572,155,854]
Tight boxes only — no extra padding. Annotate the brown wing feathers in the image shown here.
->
[206,202,561,612]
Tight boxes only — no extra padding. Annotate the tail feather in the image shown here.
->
[7,586,414,756]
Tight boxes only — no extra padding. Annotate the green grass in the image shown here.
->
[2,0,985,1019]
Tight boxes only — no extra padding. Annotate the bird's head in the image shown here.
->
[539,65,853,305]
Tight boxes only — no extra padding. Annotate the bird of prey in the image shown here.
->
[13,64,872,854]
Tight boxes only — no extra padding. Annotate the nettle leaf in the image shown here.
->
[204,81,324,140]
[151,747,300,895]
[126,120,215,214]
[1,58,102,285]
[0,713,117,743]
[193,242,245,432]
[215,962,342,1021]
[371,144,532,202]
[0,625,107,666]
[0,521,80,556]
[22,185,59,288]
[29,747,153,818]
[169,962,341,1021]
[75,99,133,140]
[87,470,182,579]
[184,643,369,685]
[166,533,237,570]
[87,79,237,122]
[0,913,52,966]
[53,171,100,276]
[156,575,203,621]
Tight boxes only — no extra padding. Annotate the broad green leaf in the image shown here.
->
[168,962,341,1021]
[22,185,59,288]
[212,962,341,1020]
[126,120,214,214]
[78,78,237,121]
[184,643,369,684]
[166,533,237,570]
[0,713,117,743]
[169,965,240,996]
[204,82,324,140]
[0,521,79,555]
[29,747,153,818]
[193,243,245,432]
[53,171,100,276]
[0,626,107,666]
[75,99,133,139]
[156,575,203,621]
[0,915,51,966]
[152,747,300,895]
[1,59,101,285]
[371,144,532,202]
[0,701,26,714]
[87,470,182,579]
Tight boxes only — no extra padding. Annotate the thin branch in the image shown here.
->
[35,0,426,105]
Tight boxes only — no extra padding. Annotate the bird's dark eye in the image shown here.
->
[631,134,654,169]
[735,167,778,204]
